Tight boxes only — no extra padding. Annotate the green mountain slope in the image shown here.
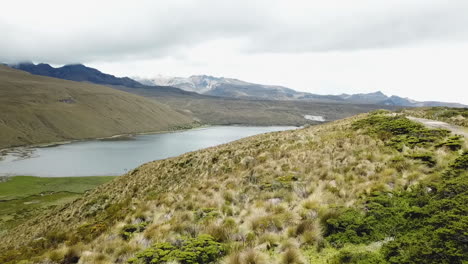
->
[0,66,194,149]
[0,111,466,263]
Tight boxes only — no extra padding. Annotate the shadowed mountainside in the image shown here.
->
[11,63,205,99]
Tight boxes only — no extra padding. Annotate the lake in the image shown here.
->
[0,126,295,177]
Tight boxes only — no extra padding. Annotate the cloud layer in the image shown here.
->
[2,0,468,63]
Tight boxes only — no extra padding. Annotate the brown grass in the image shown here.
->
[0,113,462,263]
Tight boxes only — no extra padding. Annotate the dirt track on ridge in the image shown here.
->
[408,116,468,138]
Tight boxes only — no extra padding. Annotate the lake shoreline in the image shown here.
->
[0,124,211,156]
[0,123,304,157]
[0,126,297,177]
[0,123,301,154]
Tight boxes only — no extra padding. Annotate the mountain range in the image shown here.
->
[138,75,466,107]
[5,63,398,127]
[9,62,204,99]
[10,63,466,107]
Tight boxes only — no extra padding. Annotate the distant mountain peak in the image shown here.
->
[15,61,35,65]
[137,74,465,107]
[373,91,386,96]
[63,63,87,68]
[11,62,145,88]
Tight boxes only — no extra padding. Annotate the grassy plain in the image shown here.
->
[0,176,115,231]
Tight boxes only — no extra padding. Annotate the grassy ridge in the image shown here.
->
[0,66,195,149]
[0,112,465,263]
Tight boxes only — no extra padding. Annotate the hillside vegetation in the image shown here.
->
[0,111,466,263]
[0,66,195,149]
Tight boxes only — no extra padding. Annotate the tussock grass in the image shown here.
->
[0,112,464,264]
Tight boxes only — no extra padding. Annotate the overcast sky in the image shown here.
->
[2,0,468,104]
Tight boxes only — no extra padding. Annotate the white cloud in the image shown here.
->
[2,0,467,63]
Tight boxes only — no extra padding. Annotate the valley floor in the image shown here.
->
[0,176,115,232]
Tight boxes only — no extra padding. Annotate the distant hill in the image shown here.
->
[139,75,466,107]
[12,62,144,88]
[0,66,195,148]
[336,91,389,104]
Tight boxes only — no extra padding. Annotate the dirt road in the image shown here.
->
[408,116,468,138]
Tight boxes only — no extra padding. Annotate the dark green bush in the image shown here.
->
[324,192,408,247]
[352,115,425,136]
[195,208,220,221]
[119,222,148,240]
[437,136,463,151]
[324,208,373,247]
[406,152,436,167]
[369,109,391,115]
[329,250,386,264]
[381,152,468,264]
[353,115,450,151]
[444,151,468,176]
[128,234,226,264]
[323,152,467,264]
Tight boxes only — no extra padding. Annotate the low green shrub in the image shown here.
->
[323,152,468,264]
[353,115,450,151]
[406,152,436,167]
[382,152,468,264]
[128,234,226,264]
[119,222,148,240]
[437,136,464,151]
[329,250,386,264]
[195,208,220,221]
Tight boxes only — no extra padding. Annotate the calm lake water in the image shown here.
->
[0,126,295,177]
